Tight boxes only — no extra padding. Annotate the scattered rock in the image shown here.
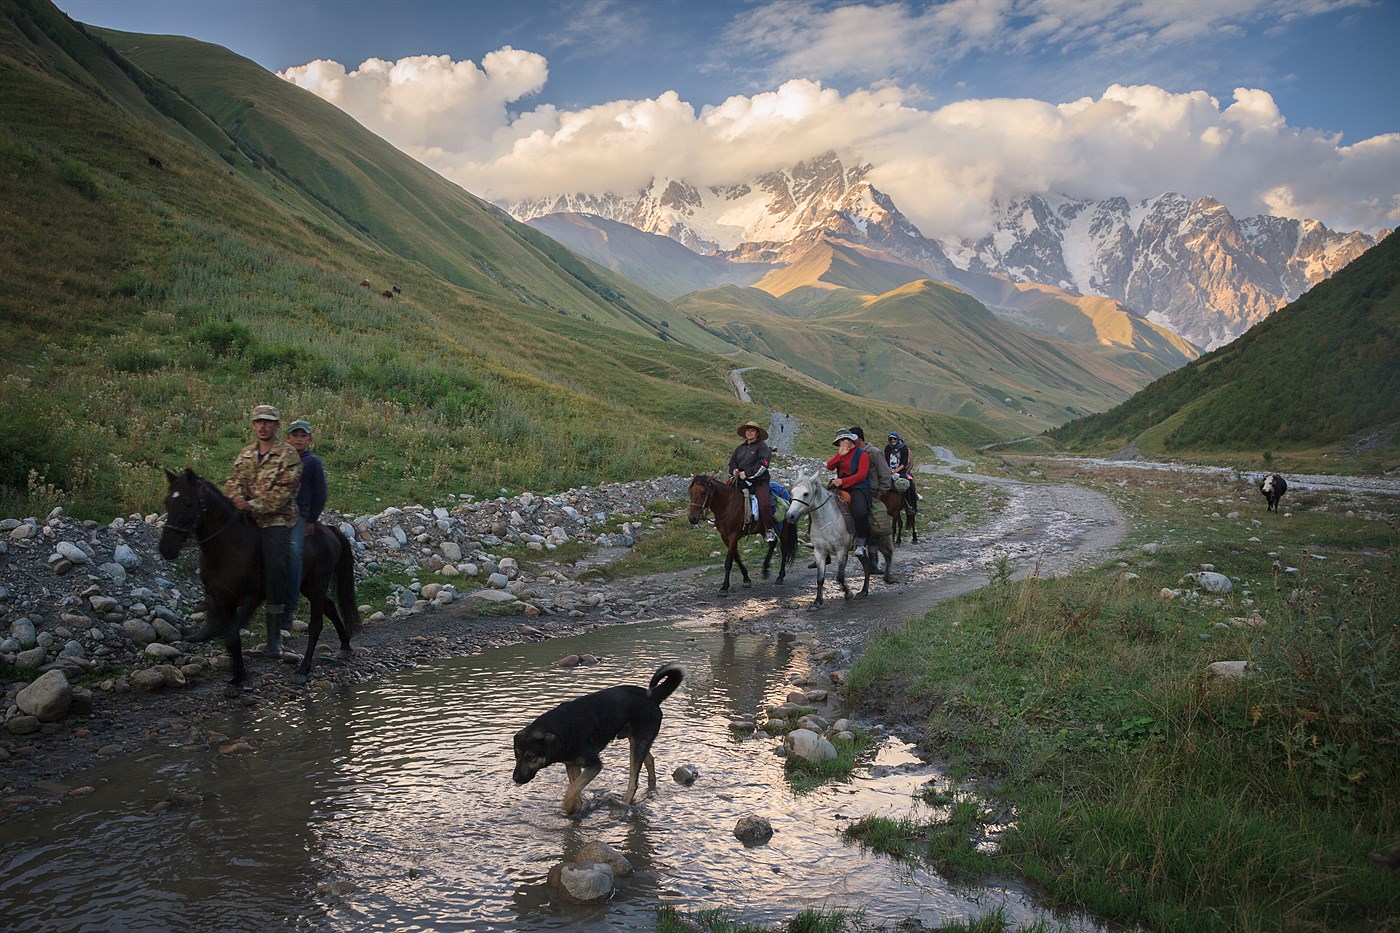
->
[734,815,774,845]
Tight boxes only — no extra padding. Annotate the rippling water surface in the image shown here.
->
[1,620,1088,931]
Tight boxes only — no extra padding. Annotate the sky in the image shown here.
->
[54,0,1400,239]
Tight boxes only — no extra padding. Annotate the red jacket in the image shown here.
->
[825,447,870,489]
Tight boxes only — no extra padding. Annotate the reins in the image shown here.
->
[165,483,238,545]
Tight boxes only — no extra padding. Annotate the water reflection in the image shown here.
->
[0,620,1095,931]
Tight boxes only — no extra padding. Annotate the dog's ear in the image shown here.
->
[530,729,555,743]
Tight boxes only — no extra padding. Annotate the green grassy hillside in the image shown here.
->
[1048,232,1399,470]
[0,0,996,519]
[680,272,1173,434]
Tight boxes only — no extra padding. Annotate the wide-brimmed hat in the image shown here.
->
[288,419,312,434]
[737,421,769,441]
[832,431,859,446]
[250,404,280,422]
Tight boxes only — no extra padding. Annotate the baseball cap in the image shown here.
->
[288,419,312,433]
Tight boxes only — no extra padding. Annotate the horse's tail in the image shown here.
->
[648,664,685,704]
[329,525,363,636]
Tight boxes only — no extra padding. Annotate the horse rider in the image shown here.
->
[225,404,301,658]
[729,420,776,542]
[826,430,872,557]
[885,431,917,512]
[284,418,327,627]
[849,425,893,497]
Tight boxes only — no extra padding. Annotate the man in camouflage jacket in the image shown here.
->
[225,404,301,657]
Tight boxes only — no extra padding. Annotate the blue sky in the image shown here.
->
[53,0,1400,236]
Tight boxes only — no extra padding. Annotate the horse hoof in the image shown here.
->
[884,575,896,585]
[337,649,353,660]
[742,581,751,588]
[292,673,309,685]
[222,683,243,698]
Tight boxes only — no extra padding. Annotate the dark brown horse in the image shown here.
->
[879,484,918,545]
[158,468,360,694]
[687,475,795,594]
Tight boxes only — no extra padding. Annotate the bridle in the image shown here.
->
[790,480,838,519]
[164,482,237,545]
[688,476,715,517]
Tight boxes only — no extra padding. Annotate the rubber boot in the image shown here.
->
[265,608,284,658]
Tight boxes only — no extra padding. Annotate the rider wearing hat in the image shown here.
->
[826,430,872,557]
[225,404,301,657]
[729,420,776,542]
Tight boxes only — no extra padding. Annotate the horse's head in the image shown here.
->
[686,474,712,525]
[158,467,207,559]
[785,471,823,522]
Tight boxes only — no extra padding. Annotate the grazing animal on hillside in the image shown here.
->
[512,663,685,815]
[391,285,401,294]
[1259,473,1288,512]
[381,290,394,299]
[359,279,371,288]
[158,468,360,694]
[686,475,796,593]
[146,155,163,169]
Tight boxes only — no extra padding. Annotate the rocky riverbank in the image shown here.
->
[1,465,835,818]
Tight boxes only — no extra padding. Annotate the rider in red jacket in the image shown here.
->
[825,430,871,556]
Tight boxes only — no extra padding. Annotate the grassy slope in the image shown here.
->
[680,276,1164,434]
[0,0,996,520]
[95,27,725,351]
[847,462,1399,931]
[1048,232,1400,472]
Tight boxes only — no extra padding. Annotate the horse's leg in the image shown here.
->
[838,550,854,599]
[908,504,918,543]
[295,585,326,682]
[812,549,825,609]
[762,538,775,579]
[734,539,751,587]
[720,537,734,594]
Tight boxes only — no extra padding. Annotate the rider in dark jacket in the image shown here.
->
[885,432,917,511]
[729,420,775,542]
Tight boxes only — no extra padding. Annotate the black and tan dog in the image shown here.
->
[512,663,685,814]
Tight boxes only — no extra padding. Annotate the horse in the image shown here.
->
[158,468,360,694]
[879,482,918,546]
[786,472,894,607]
[686,474,796,594]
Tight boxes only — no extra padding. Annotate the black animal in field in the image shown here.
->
[1259,473,1288,512]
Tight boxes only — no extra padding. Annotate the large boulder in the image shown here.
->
[17,669,73,722]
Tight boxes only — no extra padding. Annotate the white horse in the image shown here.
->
[785,471,890,607]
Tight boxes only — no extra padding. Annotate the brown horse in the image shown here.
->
[687,475,796,594]
[158,468,361,694]
[879,485,918,545]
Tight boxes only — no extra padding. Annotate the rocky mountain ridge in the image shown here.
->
[506,153,1385,350]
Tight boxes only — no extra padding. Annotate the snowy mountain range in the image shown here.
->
[507,152,1385,350]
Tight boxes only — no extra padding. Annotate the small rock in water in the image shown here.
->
[734,815,774,846]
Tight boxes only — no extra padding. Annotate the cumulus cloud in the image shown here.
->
[280,50,1398,239]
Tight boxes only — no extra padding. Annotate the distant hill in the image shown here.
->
[524,212,771,299]
[1048,233,1398,465]
[0,0,996,518]
[678,238,1197,434]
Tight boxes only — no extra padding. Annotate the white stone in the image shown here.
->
[784,728,837,763]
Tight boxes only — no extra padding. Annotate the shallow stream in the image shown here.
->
[2,618,1088,932]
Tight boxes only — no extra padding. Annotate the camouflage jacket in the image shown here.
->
[225,441,302,528]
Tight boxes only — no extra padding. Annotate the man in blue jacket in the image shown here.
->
[285,419,328,624]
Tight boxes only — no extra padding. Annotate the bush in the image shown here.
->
[192,319,253,356]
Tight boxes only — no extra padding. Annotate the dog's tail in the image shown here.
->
[648,664,685,704]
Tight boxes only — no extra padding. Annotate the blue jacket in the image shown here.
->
[297,451,327,523]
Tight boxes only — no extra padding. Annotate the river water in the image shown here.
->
[1,616,1098,932]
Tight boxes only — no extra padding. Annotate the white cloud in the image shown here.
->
[280,50,1399,238]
